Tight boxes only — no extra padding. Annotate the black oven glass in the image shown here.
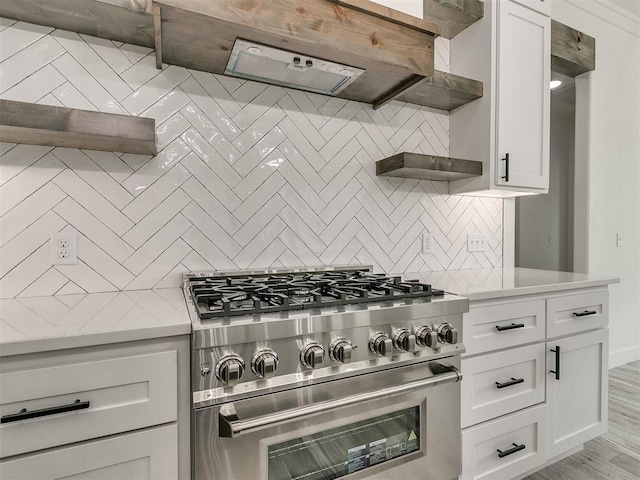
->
[268,406,420,480]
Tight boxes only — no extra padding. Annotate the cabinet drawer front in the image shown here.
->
[547,290,608,338]
[461,404,547,480]
[464,299,545,355]
[0,424,178,479]
[0,350,177,458]
[461,343,545,428]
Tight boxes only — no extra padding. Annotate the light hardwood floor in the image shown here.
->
[525,360,640,480]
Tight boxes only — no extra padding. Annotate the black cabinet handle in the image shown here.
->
[497,442,526,458]
[496,323,525,331]
[550,346,560,380]
[501,153,510,182]
[573,310,597,317]
[496,377,525,389]
[1,399,90,424]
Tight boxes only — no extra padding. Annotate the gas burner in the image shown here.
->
[185,268,445,319]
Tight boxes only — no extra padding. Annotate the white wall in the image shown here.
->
[0,20,504,298]
[516,101,574,271]
[551,0,640,367]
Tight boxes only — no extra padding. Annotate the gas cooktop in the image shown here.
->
[184,267,445,319]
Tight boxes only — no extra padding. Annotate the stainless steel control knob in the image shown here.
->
[329,338,353,364]
[415,325,438,348]
[300,342,325,369]
[215,354,245,386]
[393,328,416,353]
[435,323,459,344]
[251,349,279,379]
[369,332,393,357]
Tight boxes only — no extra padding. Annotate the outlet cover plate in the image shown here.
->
[51,231,77,265]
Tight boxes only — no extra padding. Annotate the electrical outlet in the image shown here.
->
[616,232,623,247]
[422,232,433,254]
[467,233,488,253]
[51,231,77,265]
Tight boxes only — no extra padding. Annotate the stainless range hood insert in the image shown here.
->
[225,39,365,95]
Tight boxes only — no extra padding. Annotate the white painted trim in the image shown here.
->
[572,73,591,273]
[503,198,516,267]
[562,0,640,37]
[609,344,640,369]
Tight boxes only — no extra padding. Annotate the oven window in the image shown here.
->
[267,406,420,480]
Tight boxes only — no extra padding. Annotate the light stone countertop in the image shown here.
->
[402,267,620,301]
[0,288,190,357]
[0,269,620,357]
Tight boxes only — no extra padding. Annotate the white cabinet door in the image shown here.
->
[0,424,178,480]
[546,329,608,458]
[511,0,551,16]
[496,0,550,190]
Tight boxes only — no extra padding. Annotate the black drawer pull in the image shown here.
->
[572,310,597,317]
[497,442,526,458]
[496,377,525,389]
[550,346,560,380]
[1,399,90,424]
[496,323,525,332]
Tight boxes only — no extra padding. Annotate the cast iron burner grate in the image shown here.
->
[187,269,444,319]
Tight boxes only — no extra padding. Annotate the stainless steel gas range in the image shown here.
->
[183,266,468,480]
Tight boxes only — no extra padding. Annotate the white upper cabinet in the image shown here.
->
[495,0,550,189]
[449,0,551,197]
[511,0,551,16]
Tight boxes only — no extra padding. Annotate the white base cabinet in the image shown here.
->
[462,404,547,480]
[0,337,190,480]
[546,328,608,458]
[0,424,178,480]
[460,287,610,480]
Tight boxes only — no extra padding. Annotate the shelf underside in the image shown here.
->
[0,100,157,155]
[376,152,483,181]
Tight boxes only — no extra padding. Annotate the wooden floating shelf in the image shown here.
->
[423,0,484,39]
[0,100,157,155]
[327,0,440,35]
[551,19,596,78]
[375,70,483,111]
[376,152,483,181]
[0,0,484,112]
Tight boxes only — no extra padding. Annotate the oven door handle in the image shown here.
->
[218,367,461,438]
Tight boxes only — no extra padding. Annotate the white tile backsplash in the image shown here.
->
[0,20,503,298]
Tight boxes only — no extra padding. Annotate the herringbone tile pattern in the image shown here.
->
[0,19,503,298]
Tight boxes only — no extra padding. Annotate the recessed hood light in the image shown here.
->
[550,80,562,89]
[225,39,365,96]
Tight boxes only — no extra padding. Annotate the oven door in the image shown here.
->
[193,360,461,480]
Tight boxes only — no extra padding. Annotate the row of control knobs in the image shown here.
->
[211,323,458,386]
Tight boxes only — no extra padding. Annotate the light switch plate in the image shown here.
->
[467,233,488,253]
[422,232,433,254]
